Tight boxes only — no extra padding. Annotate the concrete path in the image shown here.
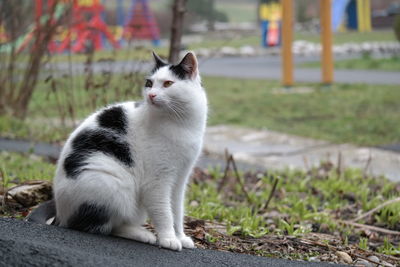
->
[0,218,342,267]
[1,124,399,182]
[204,125,400,182]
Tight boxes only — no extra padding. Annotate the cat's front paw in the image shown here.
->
[158,237,182,251]
[179,235,195,249]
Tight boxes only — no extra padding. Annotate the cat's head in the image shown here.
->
[143,52,206,120]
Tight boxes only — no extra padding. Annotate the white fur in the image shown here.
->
[53,53,207,251]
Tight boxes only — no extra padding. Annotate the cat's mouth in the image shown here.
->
[148,98,161,107]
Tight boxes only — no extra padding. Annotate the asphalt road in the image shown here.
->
[198,56,400,85]
[0,218,346,267]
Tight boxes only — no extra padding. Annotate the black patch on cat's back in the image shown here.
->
[97,105,127,134]
[64,129,133,179]
[67,202,111,234]
[169,64,188,80]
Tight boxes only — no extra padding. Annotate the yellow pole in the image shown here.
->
[281,0,293,87]
[364,0,372,32]
[356,0,365,32]
[320,0,333,84]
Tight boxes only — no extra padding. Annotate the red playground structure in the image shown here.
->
[122,0,160,46]
[12,0,160,54]
[54,0,120,53]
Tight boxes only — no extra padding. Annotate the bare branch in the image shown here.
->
[351,197,400,223]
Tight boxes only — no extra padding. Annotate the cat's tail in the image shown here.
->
[26,199,58,225]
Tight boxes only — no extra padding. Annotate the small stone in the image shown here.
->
[190,200,199,207]
[195,48,211,58]
[335,251,353,264]
[219,46,237,56]
[308,256,320,262]
[367,255,380,264]
[319,223,330,233]
[354,259,373,267]
[239,46,255,57]
[380,260,394,267]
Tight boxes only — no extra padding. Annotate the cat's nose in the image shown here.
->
[148,93,157,101]
[149,93,157,103]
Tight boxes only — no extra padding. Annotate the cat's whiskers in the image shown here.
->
[167,104,185,123]
[166,100,187,123]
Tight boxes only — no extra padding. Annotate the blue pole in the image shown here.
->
[117,0,125,27]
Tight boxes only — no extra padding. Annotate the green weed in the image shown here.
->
[377,238,400,256]
[359,237,369,250]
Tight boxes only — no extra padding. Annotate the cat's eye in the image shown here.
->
[163,80,174,88]
[145,79,153,88]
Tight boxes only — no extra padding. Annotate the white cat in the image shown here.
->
[27,52,208,251]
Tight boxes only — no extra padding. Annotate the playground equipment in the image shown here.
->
[281,0,334,86]
[53,0,120,53]
[120,0,160,46]
[280,0,373,86]
[259,0,281,47]
[332,0,372,32]
[0,0,160,54]
[261,0,372,50]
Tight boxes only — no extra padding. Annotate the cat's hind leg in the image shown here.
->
[112,206,156,245]
[113,225,157,245]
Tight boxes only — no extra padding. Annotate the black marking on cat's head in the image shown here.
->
[97,105,127,134]
[64,129,133,179]
[169,52,198,80]
[67,202,111,234]
[151,51,167,73]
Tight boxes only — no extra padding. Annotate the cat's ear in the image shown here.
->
[177,52,198,80]
[152,51,167,69]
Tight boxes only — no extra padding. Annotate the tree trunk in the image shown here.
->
[168,0,187,64]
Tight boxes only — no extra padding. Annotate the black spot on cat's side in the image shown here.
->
[67,203,111,234]
[97,106,127,134]
[64,151,88,179]
[64,129,134,179]
[169,64,188,80]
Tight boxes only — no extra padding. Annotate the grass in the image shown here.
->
[188,163,400,238]
[0,152,55,188]
[296,30,396,45]
[215,1,257,23]
[301,55,400,71]
[205,77,400,146]
[0,115,72,142]
[47,46,169,64]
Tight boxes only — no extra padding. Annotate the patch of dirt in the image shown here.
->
[183,217,398,266]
